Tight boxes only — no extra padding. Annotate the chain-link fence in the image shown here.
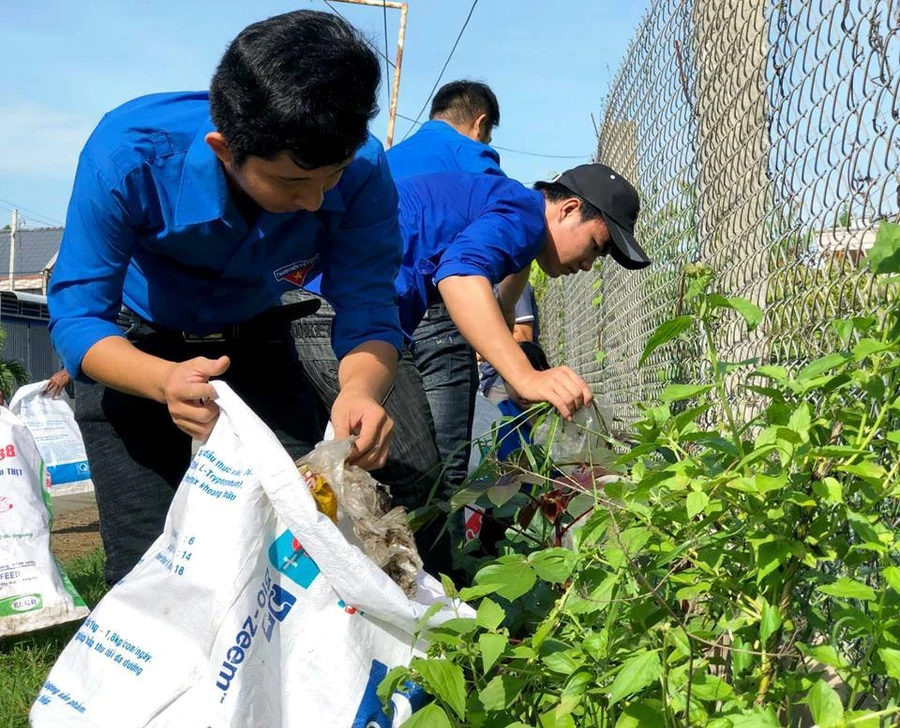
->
[539,0,900,425]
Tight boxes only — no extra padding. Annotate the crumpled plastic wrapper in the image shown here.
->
[296,439,423,597]
[532,404,613,464]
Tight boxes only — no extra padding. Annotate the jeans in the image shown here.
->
[411,305,479,497]
[75,320,323,585]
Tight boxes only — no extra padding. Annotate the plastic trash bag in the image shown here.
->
[296,439,423,597]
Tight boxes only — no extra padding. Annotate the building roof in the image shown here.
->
[0,227,63,277]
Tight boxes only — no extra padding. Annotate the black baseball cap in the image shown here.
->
[555,164,650,270]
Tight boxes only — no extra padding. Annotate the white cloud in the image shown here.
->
[0,101,94,179]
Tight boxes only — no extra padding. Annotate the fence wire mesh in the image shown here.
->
[539,0,900,426]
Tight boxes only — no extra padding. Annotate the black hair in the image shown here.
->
[520,341,551,372]
[534,181,603,222]
[429,80,500,128]
[210,10,380,168]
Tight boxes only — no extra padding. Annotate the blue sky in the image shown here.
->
[0,0,647,227]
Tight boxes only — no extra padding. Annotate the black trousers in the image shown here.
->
[75,321,323,585]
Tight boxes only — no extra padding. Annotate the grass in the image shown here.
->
[0,550,107,728]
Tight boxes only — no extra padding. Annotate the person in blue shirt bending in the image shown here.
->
[48,11,404,585]
[297,163,650,580]
[387,80,504,178]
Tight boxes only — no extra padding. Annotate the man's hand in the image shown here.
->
[513,366,593,420]
[162,356,230,440]
[43,370,72,398]
[331,389,394,470]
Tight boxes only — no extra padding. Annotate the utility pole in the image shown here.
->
[329,0,409,148]
[8,209,17,291]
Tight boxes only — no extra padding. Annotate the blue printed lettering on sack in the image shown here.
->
[352,659,429,728]
[215,567,297,701]
[268,530,320,589]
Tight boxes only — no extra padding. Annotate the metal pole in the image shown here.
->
[385,3,407,148]
[8,209,17,291]
[329,0,409,148]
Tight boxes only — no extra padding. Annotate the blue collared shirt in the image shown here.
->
[49,92,403,378]
[386,120,504,180]
[394,173,546,335]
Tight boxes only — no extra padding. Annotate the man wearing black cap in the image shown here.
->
[404,163,649,423]
[367,162,649,577]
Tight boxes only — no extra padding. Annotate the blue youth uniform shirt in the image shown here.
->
[393,173,546,336]
[386,120,504,180]
[48,92,403,379]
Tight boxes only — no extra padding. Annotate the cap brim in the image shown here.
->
[603,213,651,270]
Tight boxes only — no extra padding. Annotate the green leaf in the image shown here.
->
[529,548,577,583]
[432,618,478,636]
[817,577,876,601]
[787,403,812,437]
[563,669,594,696]
[690,671,736,702]
[867,220,900,274]
[879,648,900,679]
[615,703,667,728]
[607,650,661,705]
[539,709,576,728]
[755,472,788,494]
[756,541,791,584]
[799,644,849,669]
[541,649,583,675]
[807,680,845,728]
[458,583,502,601]
[639,315,694,366]
[686,491,709,519]
[440,573,458,600]
[659,383,715,402]
[759,601,782,647]
[710,295,763,331]
[410,658,467,721]
[487,475,523,508]
[479,674,526,711]
[478,632,508,674]
[399,703,453,728]
[812,477,843,505]
[474,556,536,601]
[797,353,850,380]
[853,338,890,361]
[476,598,505,631]
[842,711,881,728]
[837,460,886,484]
[883,566,900,593]
[754,365,788,381]
[720,709,782,728]
[377,665,410,715]
[832,318,854,345]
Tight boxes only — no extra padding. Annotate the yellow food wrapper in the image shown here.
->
[300,465,338,522]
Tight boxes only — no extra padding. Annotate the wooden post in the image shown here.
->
[329,0,409,148]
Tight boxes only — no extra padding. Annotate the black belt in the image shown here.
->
[422,301,449,320]
[124,298,322,343]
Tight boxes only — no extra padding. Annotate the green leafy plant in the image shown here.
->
[0,325,29,403]
[385,222,900,727]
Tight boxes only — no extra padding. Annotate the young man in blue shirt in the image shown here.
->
[387,80,504,178]
[48,11,403,584]
[400,164,648,577]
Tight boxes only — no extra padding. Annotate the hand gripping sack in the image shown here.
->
[9,382,93,496]
[0,407,88,636]
[31,382,464,727]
